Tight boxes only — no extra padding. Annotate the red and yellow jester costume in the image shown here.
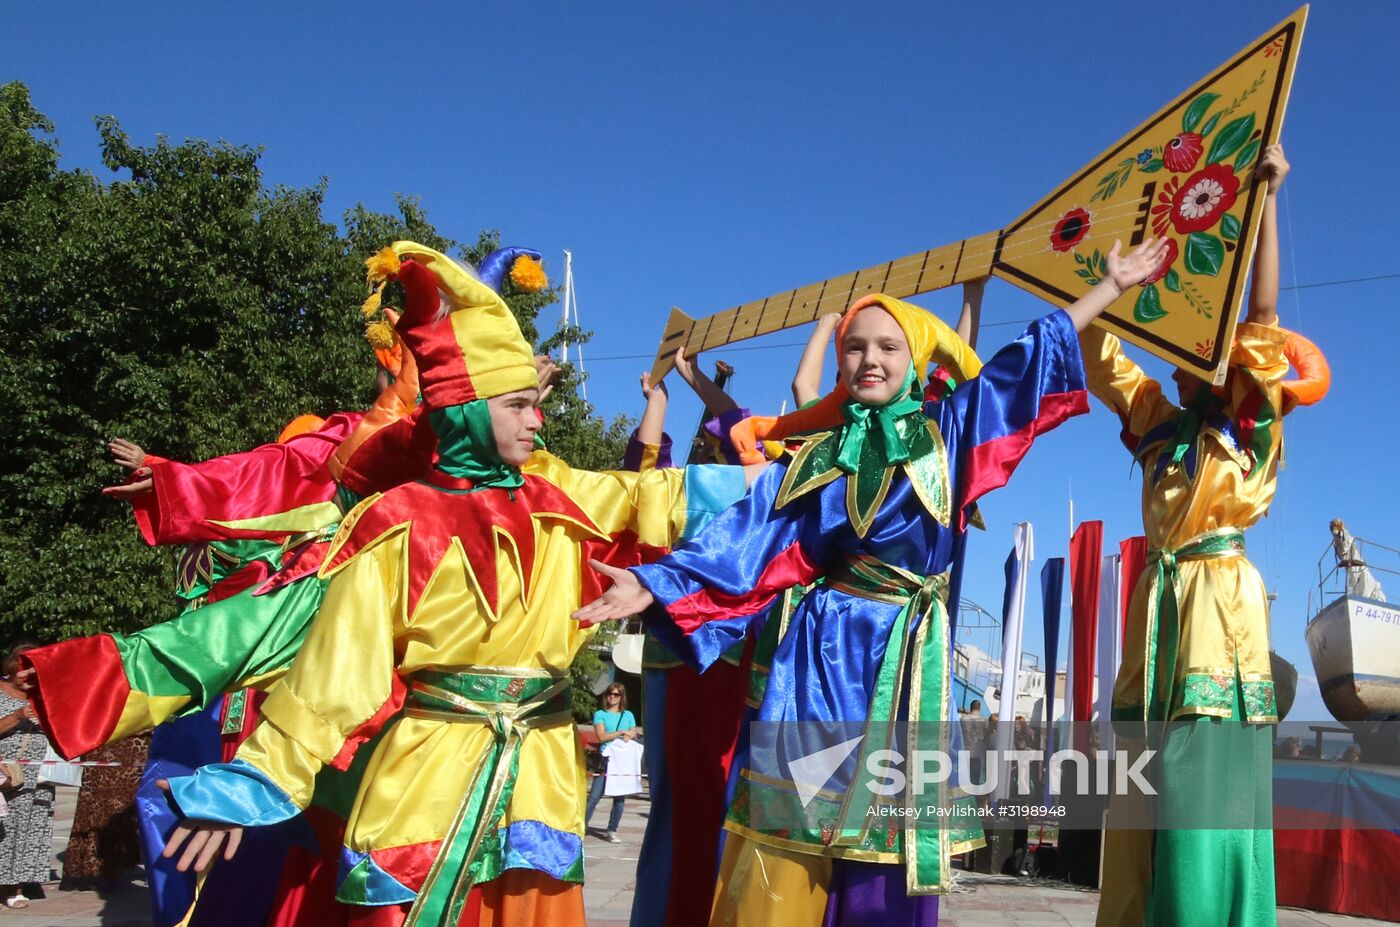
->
[167,242,747,927]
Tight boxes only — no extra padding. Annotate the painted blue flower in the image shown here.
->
[1136,148,1153,165]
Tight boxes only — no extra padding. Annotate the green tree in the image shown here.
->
[0,82,632,650]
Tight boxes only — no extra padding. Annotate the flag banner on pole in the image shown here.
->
[1069,521,1103,753]
[1096,553,1123,755]
[993,523,1033,803]
[1040,557,1066,802]
[1119,536,1149,644]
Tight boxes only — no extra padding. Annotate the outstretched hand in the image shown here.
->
[1103,238,1170,295]
[156,780,244,873]
[108,438,146,471]
[102,471,153,498]
[640,372,668,403]
[571,559,655,625]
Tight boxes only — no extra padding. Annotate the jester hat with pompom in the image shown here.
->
[361,241,546,410]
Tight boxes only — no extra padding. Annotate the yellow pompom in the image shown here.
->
[360,287,383,319]
[364,319,397,350]
[509,255,548,292]
[364,247,401,284]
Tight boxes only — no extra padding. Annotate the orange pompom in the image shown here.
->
[509,255,548,292]
[278,414,326,444]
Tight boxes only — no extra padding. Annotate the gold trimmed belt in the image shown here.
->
[1142,528,1245,735]
[825,553,961,894]
[402,667,572,927]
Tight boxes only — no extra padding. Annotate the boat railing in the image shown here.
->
[1309,534,1400,621]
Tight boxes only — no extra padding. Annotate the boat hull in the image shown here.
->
[1271,651,1297,722]
[1306,595,1400,723]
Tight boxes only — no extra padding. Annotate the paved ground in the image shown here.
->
[8,786,1389,925]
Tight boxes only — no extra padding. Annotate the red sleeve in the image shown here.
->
[131,412,362,545]
[20,637,131,760]
[337,406,437,497]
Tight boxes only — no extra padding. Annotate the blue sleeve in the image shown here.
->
[634,463,839,671]
[167,758,301,827]
[592,710,606,725]
[941,309,1089,526]
[680,463,749,542]
[623,711,636,730]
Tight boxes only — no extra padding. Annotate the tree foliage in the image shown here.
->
[0,82,631,646]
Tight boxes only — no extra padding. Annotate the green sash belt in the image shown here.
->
[826,554,959,895]
[402,667,572,927]
[1142,528,1245,738]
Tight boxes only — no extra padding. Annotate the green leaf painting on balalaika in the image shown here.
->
[1206,113,1256,165]
[1135,284,1167,323]
[1182,92,1220,133]
[1185,232,1225,276]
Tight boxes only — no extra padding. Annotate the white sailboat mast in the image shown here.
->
[559,249,588,400]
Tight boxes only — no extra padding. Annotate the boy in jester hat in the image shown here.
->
[160,241,754,927]
[576,238,1168,926]
[17,246,549,927]
[17,247,546,761]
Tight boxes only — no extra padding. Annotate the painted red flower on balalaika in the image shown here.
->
[1162,132,1203,173]
[1170,163,1239,234]
[1050,207,1091,253]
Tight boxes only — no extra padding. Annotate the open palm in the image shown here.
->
[571,560,654,625]
[1104,238,1170,293]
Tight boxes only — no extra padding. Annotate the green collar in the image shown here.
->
[428,402,525,491]
[776,368,950,537]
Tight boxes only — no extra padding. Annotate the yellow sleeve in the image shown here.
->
[1079,325,1179,452]
[1225,320,1290,474]
[236,533,403,807]
[1227,320,1289,412]
[524,451,689,547]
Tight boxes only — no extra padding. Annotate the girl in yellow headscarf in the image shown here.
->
[578,239,1168,925]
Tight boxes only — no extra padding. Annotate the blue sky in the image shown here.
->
[9,1,1399,723]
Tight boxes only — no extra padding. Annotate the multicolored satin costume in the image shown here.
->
[24,412,364,758]
[165,450,743,926]
[21,413,387,927]
[633,304,1089,925]
[629,419,763,927]
[1085,321,1289,927]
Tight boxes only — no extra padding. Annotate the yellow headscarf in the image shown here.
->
[731,294,982,463]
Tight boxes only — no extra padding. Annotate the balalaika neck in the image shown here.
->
[649,228,1000,380]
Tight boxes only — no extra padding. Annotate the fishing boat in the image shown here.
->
[1305,521,1400,725]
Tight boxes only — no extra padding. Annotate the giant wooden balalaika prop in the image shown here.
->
[649,7,1307,385]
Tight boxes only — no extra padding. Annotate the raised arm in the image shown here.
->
[1247,144,1289,326]
[636,373,669,449]
[673,347,738,417]
[791,312,841,407]
[1062,238,1170,333]
[957,278,986,351]
[105,416,359,545]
